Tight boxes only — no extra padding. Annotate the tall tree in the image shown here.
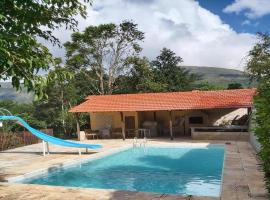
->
[151,48,198,91]
[114,57,167,93]
[33,67,77,137]
[0,0,91,98]
[71,69,101,101]
[246,32,270,192]
[64,21,144,95]
[247,33,270,81]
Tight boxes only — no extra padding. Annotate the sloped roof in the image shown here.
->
[69,89,256,113]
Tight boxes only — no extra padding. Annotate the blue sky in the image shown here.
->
[198,0,270,34]
[47,0,270,71]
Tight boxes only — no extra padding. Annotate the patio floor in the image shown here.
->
[0,139,268,200]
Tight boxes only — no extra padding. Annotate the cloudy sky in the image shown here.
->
[48,0,270,71]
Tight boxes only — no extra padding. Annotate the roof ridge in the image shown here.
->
[69,88,257,113]
[85,88,256,99]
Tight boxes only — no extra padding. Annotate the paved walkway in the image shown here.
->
[0,139,268,200]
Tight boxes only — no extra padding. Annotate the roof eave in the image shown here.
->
[69,104,253,113]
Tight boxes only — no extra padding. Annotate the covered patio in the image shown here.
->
[69,89,256,140]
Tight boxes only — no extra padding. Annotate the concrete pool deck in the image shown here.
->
[0,139,268,200]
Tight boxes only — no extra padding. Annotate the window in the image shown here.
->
[189,116,203,124]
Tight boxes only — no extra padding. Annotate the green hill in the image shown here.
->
[185,66,254,88]
[0,66,255,103]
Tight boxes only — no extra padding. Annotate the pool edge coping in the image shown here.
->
[6,144,132,183]
[6,142,226,198]
[6,143,225,183]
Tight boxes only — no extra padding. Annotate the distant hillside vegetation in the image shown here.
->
[0,82,33,103]
[0,66,254,103]
[185,66,254,88]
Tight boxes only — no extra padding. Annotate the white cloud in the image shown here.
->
[46,0,257,70]
[223,0,270,19]
[242,20,251,26]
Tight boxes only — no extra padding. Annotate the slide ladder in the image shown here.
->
[0,115,102,156]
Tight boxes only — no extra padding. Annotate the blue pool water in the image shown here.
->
[23,145,225,197]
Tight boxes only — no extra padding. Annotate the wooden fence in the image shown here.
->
[0,129,53,151]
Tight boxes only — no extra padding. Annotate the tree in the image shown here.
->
[246,32,270,192]
[246,33,270,81]
[33,64,78,137]
[33,62,97,137]
[64,21,144,95]
[0,0,91,98]
[151,48,198,91]
[71,69,101,101]
[114,57,167,93]
[227,83,243,89]
[193,81,224,91]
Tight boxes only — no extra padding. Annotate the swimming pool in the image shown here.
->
[22,145,225,197]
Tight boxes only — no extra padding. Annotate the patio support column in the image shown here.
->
[75,113,80,140]
[169,110,173,140]
[248,107,252,115]
[153,111,157,121]
[120,112,125,140]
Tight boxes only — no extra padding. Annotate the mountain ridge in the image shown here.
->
[184,66,252,88]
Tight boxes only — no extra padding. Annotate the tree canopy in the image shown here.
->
[114,56,167,93]
[227,83,243,90]
[246,32,270,192]
[114,48,199,94]
[151,48,198,91]
[247,33,270,81]
[64,21,144,94]
[0,0,91,98]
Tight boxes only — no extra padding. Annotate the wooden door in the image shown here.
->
[125,116,135,129]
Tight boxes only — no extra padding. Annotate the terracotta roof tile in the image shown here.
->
[69,89,256,112]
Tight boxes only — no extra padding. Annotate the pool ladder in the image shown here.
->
[133,137,147,148]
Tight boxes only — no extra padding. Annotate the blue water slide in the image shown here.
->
[0,115,102,149]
